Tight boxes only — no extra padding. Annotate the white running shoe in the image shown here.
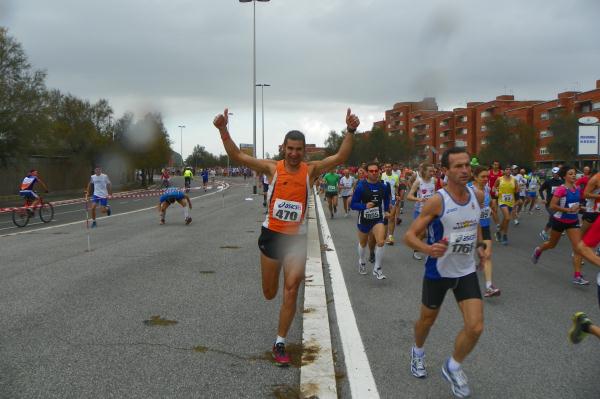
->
[412,251,423,260]
[513,219,519,225]
[442,359,471,398]
[358,262,367,275]
[410,347,427,378]
[372,268,386,280]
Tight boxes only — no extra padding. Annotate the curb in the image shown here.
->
[301,190,337,398]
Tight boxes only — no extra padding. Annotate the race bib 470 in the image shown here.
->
[272,199,303,222]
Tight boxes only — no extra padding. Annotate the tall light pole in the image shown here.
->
[240,0,270,193]
[178,125,185,167]
[256,83,270,159]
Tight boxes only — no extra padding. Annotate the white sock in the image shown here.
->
[375,245,384,270]
[486,281,492,289]
[448,356,461,371]
[358,243,366,264]
[183,207,189,218]
[413,346,424,356]
[275,335,285,345]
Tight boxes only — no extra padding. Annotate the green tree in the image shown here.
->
[185,144,220,168]
[0,27,48,164]
[479,115,537,169]
[548,112,578,163]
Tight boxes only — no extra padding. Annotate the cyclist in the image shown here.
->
[160,168,170,188]
[183,167,194,191]
[19,169,49,212]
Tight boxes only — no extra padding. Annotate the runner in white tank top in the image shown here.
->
[404,148,486,398]
[407,164,439,260]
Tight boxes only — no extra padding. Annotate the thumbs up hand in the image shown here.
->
[346,108,360,132]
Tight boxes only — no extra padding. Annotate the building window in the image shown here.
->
[399,112,404,116]
[440,143,446,149]
[540,112,549,120]
[480,138,488,145]
[425,124,430,130]
[399,121,404,126]
[411,127,416,133]
[462,128,468,135]
[480,111,492,118]
[461,116,468,122]
[540,130,553,138]
[539,147,550,155]
[481,125,487,132]
[593,102,600,110]
[581,103,592,113]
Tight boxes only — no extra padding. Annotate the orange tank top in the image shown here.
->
[263,160,309,235]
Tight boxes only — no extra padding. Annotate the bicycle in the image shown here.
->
[11,195,55,228]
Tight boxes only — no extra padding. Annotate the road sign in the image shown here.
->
[578,125,599,155]
[579,116,599,125]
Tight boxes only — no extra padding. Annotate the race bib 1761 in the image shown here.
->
[272,199,302,222]
[449,232,476,255]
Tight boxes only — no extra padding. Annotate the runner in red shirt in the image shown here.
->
[488,161,502,227]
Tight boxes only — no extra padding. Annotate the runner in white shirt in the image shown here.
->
[85,167,112,228]
[339,169,356,217]
[407,163,438,260]
[382,163,400,244]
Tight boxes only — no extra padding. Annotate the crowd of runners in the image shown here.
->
[15,107,598,398]
[210,106,600,398]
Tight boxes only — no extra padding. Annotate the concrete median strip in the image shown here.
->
[312,191,380,399]
[301,192,337,398]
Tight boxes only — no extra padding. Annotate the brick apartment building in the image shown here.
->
[375,79,600,166]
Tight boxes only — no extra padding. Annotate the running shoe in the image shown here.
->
[358,261,367,275]
[185,216,192,225]
[496,224,500,230]
[386,235,394,245]
[410,347,427,378]
[330,213,334,219]
[369,252,375,263]
[531,247,541,264]
[441,358,471,398]
[539,230,549,241]
[263,201,267,207]
[413,251,423,260]
[373,268,387,280]
[502,235,508,246]
[106,206,112,216]
[569,312,592,344]
[494,231,501,242]
[91,220,97,228]
[272,343,291,366]
[396,218,402,225]
[573,276,590,285]
[513,219,519,226]
[535,205,541,210]
[484,285,501,297]
[160,218,165,225]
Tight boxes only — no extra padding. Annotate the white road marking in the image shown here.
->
[314,190,380,398]
[0,185,229,237]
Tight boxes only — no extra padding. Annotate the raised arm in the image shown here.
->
[213,108,275,177]
[309,108,359,180]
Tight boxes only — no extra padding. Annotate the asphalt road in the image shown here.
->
[321,195,600,399]
[0,177,303,398]
[3,178,600,398]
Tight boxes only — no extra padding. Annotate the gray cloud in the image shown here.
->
[4,0,600,157]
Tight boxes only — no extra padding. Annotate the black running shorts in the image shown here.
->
[582,212,599,224]
[550,218,580,233]
[258,227,307,261]
[481,225,492,241]
[422,272,482,310]
[325,192,338,198]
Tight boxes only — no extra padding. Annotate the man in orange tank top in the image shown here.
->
[213,107,359,366]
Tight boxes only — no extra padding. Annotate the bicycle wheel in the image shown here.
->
[39,202,54,223]
[12,208,30,227]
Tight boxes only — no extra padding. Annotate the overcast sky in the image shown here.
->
[2,0,600,159]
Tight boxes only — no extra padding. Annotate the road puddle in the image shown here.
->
[143,315,178,326]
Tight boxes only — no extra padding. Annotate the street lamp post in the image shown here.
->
[178,125,186,167]
[256,83,270,159]
[239,0,270,194]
